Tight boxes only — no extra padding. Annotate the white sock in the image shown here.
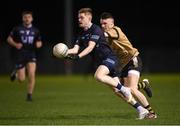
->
[137,106,146,113]
[119,86,127,93]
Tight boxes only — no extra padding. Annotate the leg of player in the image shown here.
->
[17,67,26,82]
[113,77,149,119]
[26,62,36,101]
[10,67,17,81]
[10,66,25,82]
[94,65,132,102]
[125,70,157,118]
[138,79,152,97]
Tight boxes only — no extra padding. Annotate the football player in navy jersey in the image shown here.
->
[7,11,42,101]
[66,8,150,119]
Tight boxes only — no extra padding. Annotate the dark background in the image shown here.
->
[0,0,179,74]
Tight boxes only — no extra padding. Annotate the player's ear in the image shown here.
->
[89,15,92,21]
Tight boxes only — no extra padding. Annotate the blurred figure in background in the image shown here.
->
[7,11,42,101]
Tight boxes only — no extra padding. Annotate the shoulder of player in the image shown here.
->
[12,24,38,30]
[9,25,23,35]
[91,24,103,33]
[113,26,122,32]
[107,26,122,35]
[91,24,101,30]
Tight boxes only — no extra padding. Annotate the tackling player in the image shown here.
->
[100,12,157,118]
[7,11,42,101]
[66,8,151,119]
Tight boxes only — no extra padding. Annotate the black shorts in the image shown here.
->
[120,56,142,78]
[14,51,36,70]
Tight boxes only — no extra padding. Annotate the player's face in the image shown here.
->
[22,14,33,26]
[78,13,91,28]
[100,18,114,31]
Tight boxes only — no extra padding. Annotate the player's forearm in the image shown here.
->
[7,36,17,47]
[78,41,96,58]
[67,45,79,55]
[68,49,77,54]
[78,45,94,58]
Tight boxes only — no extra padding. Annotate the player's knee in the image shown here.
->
[18,76,25,82]
[94,73,104,82]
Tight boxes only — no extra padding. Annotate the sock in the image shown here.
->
[145,105,155,114]
[27,93,32,99]
[133,102,141,109]
[138,81,146,89]
[132,102,145,113]
[116,83,122,90]
[116,83,126,93]
[11,67,17,76]
[12,66,18,74]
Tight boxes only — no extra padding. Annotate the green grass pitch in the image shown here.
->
[0,74,180,125]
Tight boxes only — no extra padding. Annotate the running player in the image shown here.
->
[7,11,42,101]
[65,8,150,119]
[100,12,157,118]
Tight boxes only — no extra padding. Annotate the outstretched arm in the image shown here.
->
[78,41,96,58]
[67,44,80,55]
[66,41,95,60]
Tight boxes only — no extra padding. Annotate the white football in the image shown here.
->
[53,43,68,58]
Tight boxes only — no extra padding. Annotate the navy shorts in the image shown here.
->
[14,51,36,70]
[101,56,118,77]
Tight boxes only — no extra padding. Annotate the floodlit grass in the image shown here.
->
[0,74,180,125]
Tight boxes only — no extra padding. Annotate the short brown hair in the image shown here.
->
[78,8,92,15]
[22,11,33,16]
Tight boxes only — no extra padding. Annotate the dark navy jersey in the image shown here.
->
[75,24,116,61]
[10,24,41,52]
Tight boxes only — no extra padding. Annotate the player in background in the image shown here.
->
[7,11,42,101]
[65,8,151,119]
[100,12,157,118]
